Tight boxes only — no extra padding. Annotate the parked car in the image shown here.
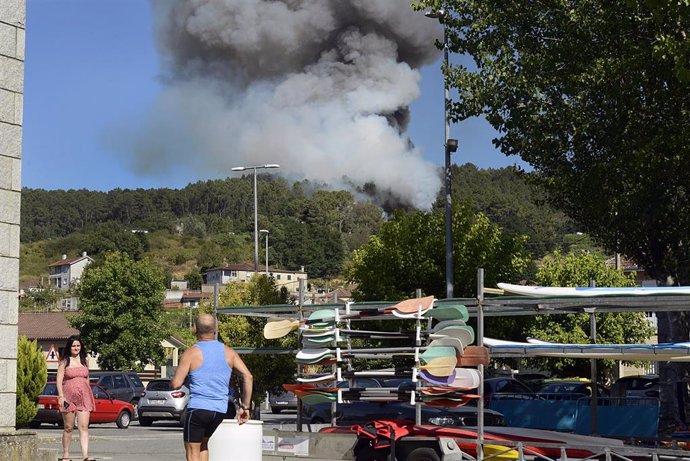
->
[514,373,550,391]
[269,391,298,414]
[613,375,659,398]
[483,377,539,402]
[30,382,135,429]
[138,378,190,426]
[536,379,610,399]
[89,371,145,414]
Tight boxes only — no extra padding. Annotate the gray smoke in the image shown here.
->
[126,0,443,208]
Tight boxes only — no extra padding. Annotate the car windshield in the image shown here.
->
[146,380,171,391]
[128,374,144,387]
[41,383,58,396]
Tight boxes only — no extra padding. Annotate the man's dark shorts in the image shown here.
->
[183,408,225,443]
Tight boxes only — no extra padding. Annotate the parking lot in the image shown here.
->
[33,411,299,461]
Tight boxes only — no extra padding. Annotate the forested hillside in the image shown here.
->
[20,165,574,282]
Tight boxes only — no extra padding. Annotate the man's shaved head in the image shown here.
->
[195,314,217,337]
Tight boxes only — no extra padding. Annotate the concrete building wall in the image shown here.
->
[0,0,25,432]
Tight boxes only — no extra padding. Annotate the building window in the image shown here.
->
[276,274,281,280]
[287,275,292,281]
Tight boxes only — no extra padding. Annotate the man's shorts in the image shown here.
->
[183,408,225,443]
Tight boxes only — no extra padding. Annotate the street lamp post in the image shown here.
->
[260,229,269,275]
[426,9,458,299]
[231,164,280,273]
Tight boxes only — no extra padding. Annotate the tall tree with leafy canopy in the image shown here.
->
[349,204,530,300]
[216,275,295,412]
[525,251,655,380]
[72,252,167,370]
[413,0,690,429]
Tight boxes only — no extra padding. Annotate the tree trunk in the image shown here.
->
[657,310,690,433]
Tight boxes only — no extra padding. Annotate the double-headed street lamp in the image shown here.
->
[426,8,459,299]
[260,229,269,275]
[231,164,280,273]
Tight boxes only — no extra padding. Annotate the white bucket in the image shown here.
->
[208,419,264,461]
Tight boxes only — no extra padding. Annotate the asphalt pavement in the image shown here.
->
[33,411,300,461]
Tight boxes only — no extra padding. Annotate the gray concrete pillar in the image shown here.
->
[0,0,25,432]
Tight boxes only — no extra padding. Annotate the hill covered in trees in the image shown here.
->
[20,165,575,282]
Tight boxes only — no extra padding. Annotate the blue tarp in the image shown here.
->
[488,397,659,438]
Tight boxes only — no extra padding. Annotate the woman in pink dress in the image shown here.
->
[56,335,96,461]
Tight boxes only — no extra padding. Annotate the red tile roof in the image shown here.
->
[18,312,79,340]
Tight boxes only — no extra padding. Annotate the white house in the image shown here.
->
[48,252,94,290]
[203,263,308,293]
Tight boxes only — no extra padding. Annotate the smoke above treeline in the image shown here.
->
[125,0,443,209]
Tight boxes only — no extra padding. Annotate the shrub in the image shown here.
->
[16,336,47,427]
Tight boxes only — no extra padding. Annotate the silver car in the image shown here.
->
[138,379,189,426]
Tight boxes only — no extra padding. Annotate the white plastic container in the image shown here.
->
[208,419,263,461]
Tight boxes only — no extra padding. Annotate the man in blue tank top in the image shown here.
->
[172,314,254,461]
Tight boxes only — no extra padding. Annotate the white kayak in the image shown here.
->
[497,283,690,297]
[484,337,690,361]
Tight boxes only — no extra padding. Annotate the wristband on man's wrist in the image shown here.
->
[239,403,249,410]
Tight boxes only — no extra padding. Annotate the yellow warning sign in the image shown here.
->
[46,344,59,363]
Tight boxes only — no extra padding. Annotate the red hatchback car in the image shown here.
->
[30,382,135,429]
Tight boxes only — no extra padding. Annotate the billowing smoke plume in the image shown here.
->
[130,0,442,208]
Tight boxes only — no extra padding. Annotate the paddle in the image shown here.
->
[430,326,475,347]
[419,369,457,385]
[391,296,435,314]
[458,346,490,366]
[423,304,469,321]
[418,355,457,376]
[451,368,481,389]
[263,318,300,339]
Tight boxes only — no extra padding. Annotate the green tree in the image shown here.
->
[414,0,690,428]
[184,269,203,290]
[445,164,575,257]
[216,275,295,411]
[525,251,655,380]
[349,204,530,301]
[72,252,167,370]
[16,336,47,427]
[19,287,60,312]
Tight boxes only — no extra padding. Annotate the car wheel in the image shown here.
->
[139,416,153,427]
[130,399,139,418]
[116,410,131,429]
[28,421,41,429]
[405,447,441,461]
[271,408,282,414]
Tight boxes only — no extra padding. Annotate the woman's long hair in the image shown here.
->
[61,335,87,367]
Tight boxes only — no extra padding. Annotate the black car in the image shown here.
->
[536,380,610,399]
[612,375,659,398]
[89,371,145,414]
[483,377,539,402]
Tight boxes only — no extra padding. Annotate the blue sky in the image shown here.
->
[22,0,527,193]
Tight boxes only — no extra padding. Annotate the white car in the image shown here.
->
[138,379,190,426]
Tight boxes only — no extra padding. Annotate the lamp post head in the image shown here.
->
[260,229,269,234]
[446,138,459,153]
[264,164,280,169]
[231,166,246,171]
